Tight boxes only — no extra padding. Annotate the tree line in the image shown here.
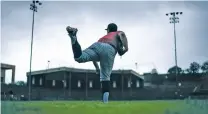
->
[168,60,208,74]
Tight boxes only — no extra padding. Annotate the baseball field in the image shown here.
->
[1,100,208,114]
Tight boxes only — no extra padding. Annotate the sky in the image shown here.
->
[1,1,208,83]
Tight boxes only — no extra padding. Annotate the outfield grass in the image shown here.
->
[1,100,207,114]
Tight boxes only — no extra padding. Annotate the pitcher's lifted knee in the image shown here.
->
[74,58,84,63]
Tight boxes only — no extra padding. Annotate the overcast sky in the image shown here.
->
[1,1,208,82]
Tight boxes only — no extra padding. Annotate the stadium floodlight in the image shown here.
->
[28,0,42,101]
[165,12,183,96]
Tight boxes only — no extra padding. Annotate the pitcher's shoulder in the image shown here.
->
[117,31,127,37]
[117,31,125,33]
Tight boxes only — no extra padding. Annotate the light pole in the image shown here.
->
[47,60,50,69]
[28,0,42,101]
[166,12,183,96]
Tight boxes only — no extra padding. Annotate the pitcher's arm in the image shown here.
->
[118,32,128,52]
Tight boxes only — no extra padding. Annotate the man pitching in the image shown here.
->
[66,23,128,103]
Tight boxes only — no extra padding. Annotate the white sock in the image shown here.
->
[103,92,109,103]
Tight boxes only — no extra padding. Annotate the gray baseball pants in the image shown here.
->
[74,42,117,81]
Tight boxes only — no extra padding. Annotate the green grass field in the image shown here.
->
[1,100,208,114]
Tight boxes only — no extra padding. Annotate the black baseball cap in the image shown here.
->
[105,23,118,32]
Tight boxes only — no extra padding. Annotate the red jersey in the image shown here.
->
[98,31,128,56]
[98,31,120,43]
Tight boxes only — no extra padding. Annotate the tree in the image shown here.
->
[181,70,185,74]
[168,66,182,74]
[201,61,208,73]
[185,68,191,74]
[189,62,200,74]
[15,81,26,86]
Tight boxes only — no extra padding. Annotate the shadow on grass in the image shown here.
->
[1,102,42,114]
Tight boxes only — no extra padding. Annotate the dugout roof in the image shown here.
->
[26,67,144,80]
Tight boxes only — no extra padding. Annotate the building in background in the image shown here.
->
[2,66,206,101]
[26,67,144,90]
[24,67,145,100]
[1,63,15,84]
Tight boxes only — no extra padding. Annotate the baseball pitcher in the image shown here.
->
[66,23,128,103]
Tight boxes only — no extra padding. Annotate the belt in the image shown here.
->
[108,43,117,52]
[98,41,117,52]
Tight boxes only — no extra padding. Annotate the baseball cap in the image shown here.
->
[105,23,118,32]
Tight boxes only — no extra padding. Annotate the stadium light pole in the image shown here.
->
[47,60,50,69]
[28,0,42,101]
[166,12,183,93]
